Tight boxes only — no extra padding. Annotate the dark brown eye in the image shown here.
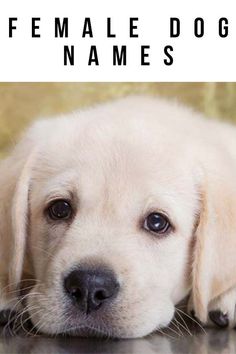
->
[48,200,72,220]
[144,212,171,234]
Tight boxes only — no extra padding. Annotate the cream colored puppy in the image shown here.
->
[0,95,236,337]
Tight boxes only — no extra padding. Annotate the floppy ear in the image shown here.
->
[191,158,236,322]
[0,138,36,296]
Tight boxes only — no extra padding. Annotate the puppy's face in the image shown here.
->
[24,106,200,338]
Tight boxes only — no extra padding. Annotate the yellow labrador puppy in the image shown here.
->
[0,95,236,337]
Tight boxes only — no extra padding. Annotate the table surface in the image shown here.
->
[0,328,234,354]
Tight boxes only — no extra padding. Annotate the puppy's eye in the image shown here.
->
[143,212,171,234]
[47,200,72,220]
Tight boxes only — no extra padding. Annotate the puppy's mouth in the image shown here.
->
[60,324,114,338]
[2,308,114,338]
[57,305,118,338]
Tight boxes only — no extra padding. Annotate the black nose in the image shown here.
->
[64,267,120,314]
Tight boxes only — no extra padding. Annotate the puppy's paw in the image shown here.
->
[207,287,236,329]
[187,289,236,329]
[208,310,229,328]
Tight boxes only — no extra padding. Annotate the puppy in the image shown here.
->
[0,95,236,337]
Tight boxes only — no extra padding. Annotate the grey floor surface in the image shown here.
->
[0,329,234,354]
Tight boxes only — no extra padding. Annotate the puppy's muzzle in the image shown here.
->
[64,266,120,314]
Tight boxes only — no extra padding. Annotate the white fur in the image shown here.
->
[1,95,236,337]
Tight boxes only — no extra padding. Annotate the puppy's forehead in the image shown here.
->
[31,97,201,201]
[30,101,199,228]
[34,120,195,205]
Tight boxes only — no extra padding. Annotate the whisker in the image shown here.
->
[20,309,43,337]
[7,285,35,296]
[13,307,40,335]
[12,305,39,335]
[156,327,177,340]
[171,318,183,336]
[176,308,206,334]
[1,278,37,294]
[165,323,184,337]
[2,291,43,336]
[175,311,192,336]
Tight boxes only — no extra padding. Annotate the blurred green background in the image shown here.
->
[0,82,236,157]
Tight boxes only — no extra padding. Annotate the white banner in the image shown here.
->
[0,0,235,81]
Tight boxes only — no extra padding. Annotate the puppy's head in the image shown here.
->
[1,96,236,338]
